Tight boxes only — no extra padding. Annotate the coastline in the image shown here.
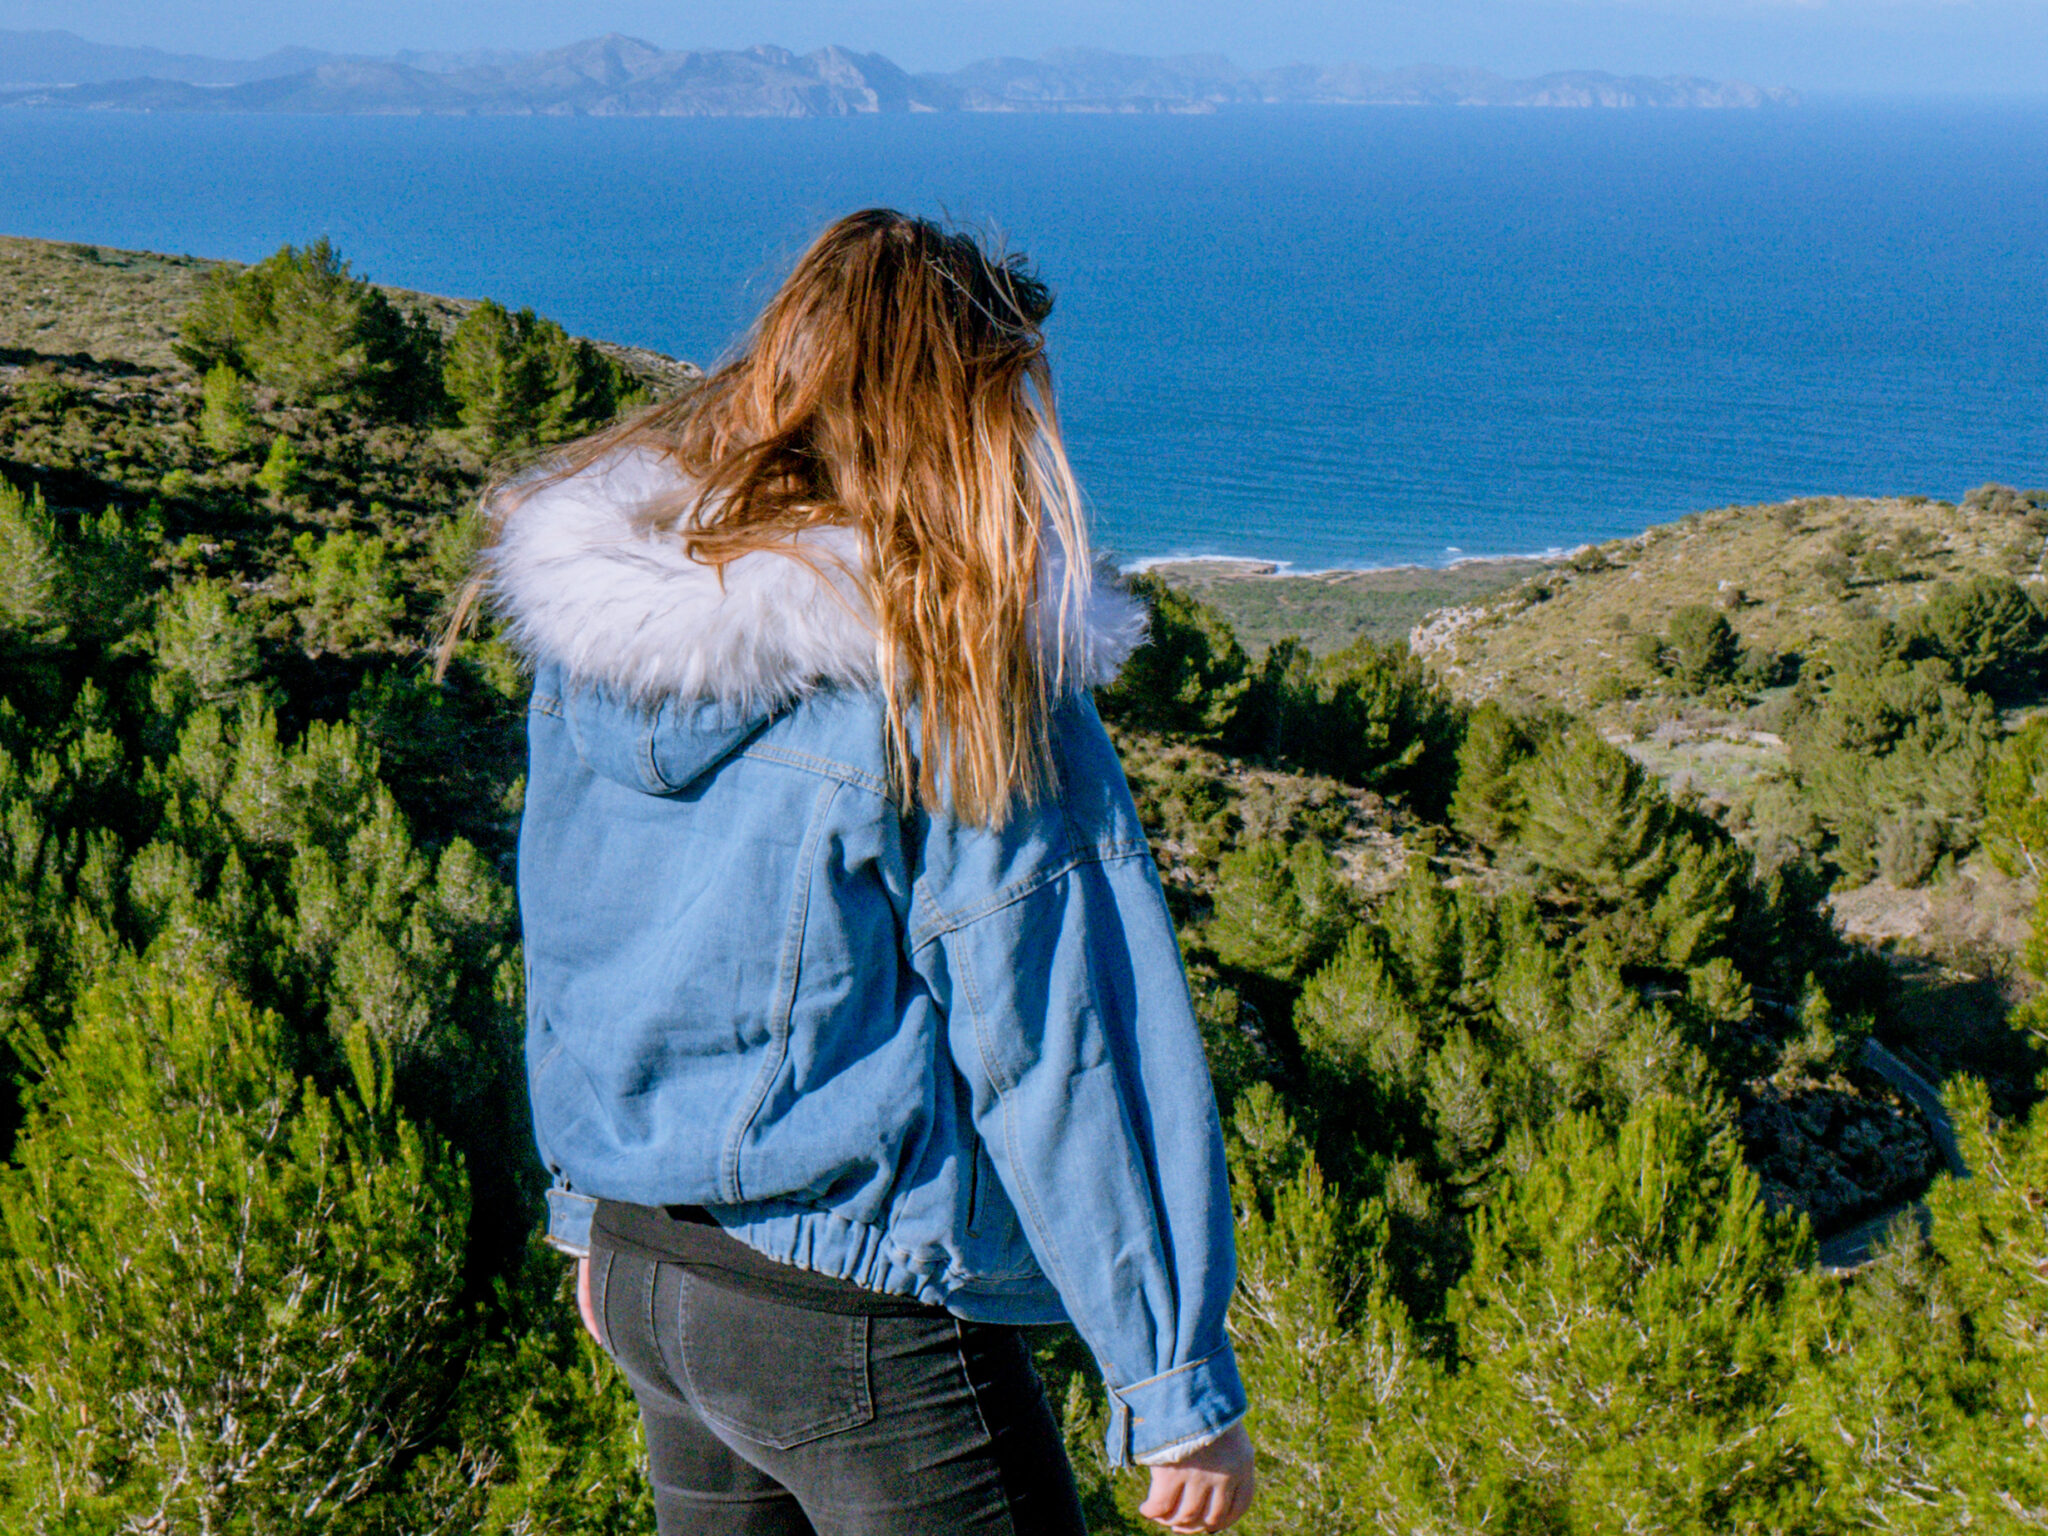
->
[1122,549,1566,580]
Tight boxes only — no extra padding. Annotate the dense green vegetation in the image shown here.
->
[1,239,2045,1534]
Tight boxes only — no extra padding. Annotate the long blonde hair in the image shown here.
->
[447,209,1092,826]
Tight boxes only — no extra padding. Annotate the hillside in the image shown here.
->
[1417,491,2048,710]
[1,233,2045,1533]
[1143,554,1543,656]
[0,234,696,391]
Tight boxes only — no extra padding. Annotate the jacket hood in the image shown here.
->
[484,447,1149,721]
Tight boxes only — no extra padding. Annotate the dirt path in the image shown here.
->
[1815,1040,1968,1270]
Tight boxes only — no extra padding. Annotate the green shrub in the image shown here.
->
[198,360,255,455]
[255,432,306,499]
[176,239,438,415]
[444,299,639,448]
[0,962,472,1532]
[1665,603,1740,692]
[292,530,405,652]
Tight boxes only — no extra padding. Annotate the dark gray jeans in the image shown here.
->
[589,1240,1091,1536]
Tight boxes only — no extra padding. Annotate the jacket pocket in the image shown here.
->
[961,1141,1039,1280]
[677,1273,875,1449]
[966,1141,1001,1238]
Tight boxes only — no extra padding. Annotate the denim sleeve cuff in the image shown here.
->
[544,1186,597,1258]
[1133,1412,1245,1466]
[1102,1342,1248,1468]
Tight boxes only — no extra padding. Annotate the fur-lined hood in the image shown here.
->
[484,448,1147,709]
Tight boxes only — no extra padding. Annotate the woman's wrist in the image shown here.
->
[1133,1413,1244,1466]
[1139,1421,1255,1532]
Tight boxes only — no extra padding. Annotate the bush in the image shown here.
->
[0,963,472,1532]
[1665,603,1740,692]
[255,432,306,499]
[292,530,406,652]
[198,360,256,456]
[176,239,438,416]
[1095,575,1252,741]
[444,299,640,448]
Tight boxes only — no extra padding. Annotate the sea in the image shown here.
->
[2,101,2045,569]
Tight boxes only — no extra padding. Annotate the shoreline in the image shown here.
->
[1121,549,1567,581]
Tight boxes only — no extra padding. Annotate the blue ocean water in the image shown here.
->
[2,103,2045,568]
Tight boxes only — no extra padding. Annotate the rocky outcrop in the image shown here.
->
[1741,1076,1942,1236]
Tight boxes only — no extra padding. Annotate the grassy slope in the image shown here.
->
[1144,555,1544,656]
[1417,493,2048,711]
[0,234,698,392]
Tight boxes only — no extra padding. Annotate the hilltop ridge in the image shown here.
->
[0,30,1799,116]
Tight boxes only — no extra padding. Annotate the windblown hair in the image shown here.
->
[447,209,1093,826]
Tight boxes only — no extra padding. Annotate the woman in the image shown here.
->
[471,210,1253,1535]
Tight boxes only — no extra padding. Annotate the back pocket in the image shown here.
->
[676,1273,875,1449]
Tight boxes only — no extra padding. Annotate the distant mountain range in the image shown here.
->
[0,30,1800,115]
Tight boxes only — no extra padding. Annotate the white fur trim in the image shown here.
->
[485,448,1145,705]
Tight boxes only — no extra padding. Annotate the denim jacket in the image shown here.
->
[491,450,1244,1465]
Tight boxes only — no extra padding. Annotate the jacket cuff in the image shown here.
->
[1102,1343,1247,1468]
[1133,1413,1245,1466]
[544,1186,596,1258]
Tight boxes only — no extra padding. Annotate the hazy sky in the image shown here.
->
[10,0,2048,94]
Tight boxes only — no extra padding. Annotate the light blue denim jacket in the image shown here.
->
[493,450,1244,1465]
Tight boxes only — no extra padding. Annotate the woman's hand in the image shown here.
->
[1139,1421,1255,1533]
[574,1255,604,1346]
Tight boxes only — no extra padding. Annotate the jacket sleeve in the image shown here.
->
[911,700,1246,1466]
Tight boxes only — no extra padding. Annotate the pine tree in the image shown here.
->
[198,360,256,455]
[1295,639,1464,809]
[0,475,62,642]
[0,962,473,1533]
[1294,926,1432,1105]
[176,239,434,412]
[291,530,406,652]
[151,577,263,708]
[256,432,306,500]
[1446,1097,1814,1532]
[1095,575,1254,741]
[1207,836,1354,985]
[1981,715,2048,881]
[1449,701,1532,851]
[1908,574,2048,699]
[1226,1084,1429,1536]
[443,300,632,449]
[442,299,530,444]
[1665,603,1741,692]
